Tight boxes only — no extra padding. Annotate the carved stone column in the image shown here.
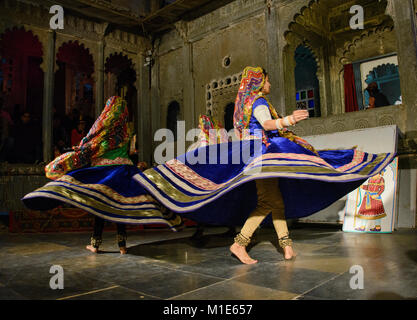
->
[175,21,196,133]
[137,53,153,165]
[42,30,56,163]
[95,39,105,117]
[94,23,109,117]
[388,0,417,138]
[265,0,284,115]
[151,39,161,156]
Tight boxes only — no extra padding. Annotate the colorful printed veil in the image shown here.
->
[233,66,318,153]
[198,114,229,145]
[45,96,131,180]
[233,66,279,143]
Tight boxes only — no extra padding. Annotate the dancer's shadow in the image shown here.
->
[127,231,236,263]
[406,250,417,264]
[188,228,237,248]
[95,250,121,254]
[285,223,341,242]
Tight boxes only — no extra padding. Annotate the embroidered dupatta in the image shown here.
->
[45,96,131,179]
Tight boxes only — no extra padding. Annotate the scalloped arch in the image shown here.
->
[338,25,394,66]
[284,0,319,40]
[105,52,134,74]
[294,41,321,73]
[0,26,43,58]
[56,40,95,75]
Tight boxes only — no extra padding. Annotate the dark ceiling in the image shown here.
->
[35,0,235,37]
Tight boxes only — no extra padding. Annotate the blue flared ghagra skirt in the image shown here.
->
[22,138,395,227]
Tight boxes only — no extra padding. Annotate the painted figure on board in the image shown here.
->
[355,170,386,232]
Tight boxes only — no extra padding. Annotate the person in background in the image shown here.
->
[0,97,14,162]
[71,119,86,147]
[79,102,94,132]
[31,112,43,163]
[366,82,390,109]
[11,112,37,163]
[63,108,80,134]
[53,114,69,157]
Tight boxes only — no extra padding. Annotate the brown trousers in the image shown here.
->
[240,178,289,240]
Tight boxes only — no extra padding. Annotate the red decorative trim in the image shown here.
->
[337,149,365,172]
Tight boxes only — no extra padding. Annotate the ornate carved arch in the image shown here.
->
[0,26,43,58]
[55,37,97,76]
[336,24,395,70]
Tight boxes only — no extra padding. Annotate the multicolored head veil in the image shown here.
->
[233,66,318,153]
[233,66,279,141]
[198,115,229,145]
[45,96,131,180]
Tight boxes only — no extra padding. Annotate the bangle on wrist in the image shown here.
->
[283,116,291,127]
[289,115,296,126]
[275,119,283,130]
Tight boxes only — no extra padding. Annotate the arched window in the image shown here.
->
[294,45,320,118]
[224,102,235,131]
[55,41,94,117]
[0,28,44,117]
[167,101,180,140]
[105,53,137,122]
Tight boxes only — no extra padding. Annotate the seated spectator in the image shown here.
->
[0,97,14,162]
[80,107,94,133]
[53,115,69,156]
[71,119,86,147]
[11,112,38,163]
[63,108,80,134]
[366,82,390,108]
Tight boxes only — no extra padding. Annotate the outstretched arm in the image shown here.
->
[255,108,309,131]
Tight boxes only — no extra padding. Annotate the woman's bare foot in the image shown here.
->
[119,247,127,255]
[230,242,258,264]
[283,245,296,260]
[86,245,98,253]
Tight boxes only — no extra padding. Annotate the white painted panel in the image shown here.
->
[301,125,398,154]
[296,125,399,224]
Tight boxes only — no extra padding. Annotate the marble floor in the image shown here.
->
[0,224,416,300]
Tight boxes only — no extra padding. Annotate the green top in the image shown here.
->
[101,143,129,160]
[93,143,132,166]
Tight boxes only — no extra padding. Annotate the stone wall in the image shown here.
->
[192,13,266,122]
[157,0,417,169]
[0,165,48,211]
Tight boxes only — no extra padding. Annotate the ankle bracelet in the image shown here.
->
[234,233,251,247]
[278,235,293,248]
[91,237,102,248]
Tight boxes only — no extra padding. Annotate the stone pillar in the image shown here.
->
[95,39,105,117]
[42,30,56,163]
[265,1,284,115]
[137,53,153,165]
[151,39,161,156]
[174,20,195,153]
[282,42,297,116]
[320,43,333,117]
[182,41,196,132]
[389,0,417,138]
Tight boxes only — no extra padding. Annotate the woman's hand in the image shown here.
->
[292,110,309,123]
[262,109,309,131]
